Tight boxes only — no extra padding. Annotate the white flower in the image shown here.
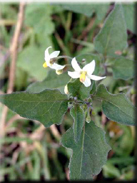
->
[68,57,106,87]
[43,46,65,71]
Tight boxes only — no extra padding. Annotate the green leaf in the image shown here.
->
[112,125,134,156]
[15,68,28,91]
[0,4,17,19]
[95,85,135,126]
[94,4,128,56]
[68,79,92,100]
[70,104,85,142]
[108,56,134,80]
[61,121,111,180]
[122,3,134,33]
[0,89,68,127]
[61,3,109,20]
[17,46,49,81]
[103,163,121,178]
[25,4,54,36]
[26,70,70,93]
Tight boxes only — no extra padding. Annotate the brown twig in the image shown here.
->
[0,91,4,95]
[101,113,107,126]
[18,124,61,154]
[77,17,95,41]
[0,2,26,138]
[76,17,95,51]
[0,19,16,26]
[8,3,26,93]
[5,114,24,131]
[50,124,61,140]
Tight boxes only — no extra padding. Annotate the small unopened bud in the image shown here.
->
[86,115,91,123]
[74,97,77,100]
[64,85,69,94]
[56,69,63,75]
[82,58,86,63]
[86,109,91,123]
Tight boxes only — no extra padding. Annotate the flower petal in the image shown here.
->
[83,60,95,75]
[82,76,91,87]
[68,71,80,79]
[50,51,60,59]
[50,63,65,70]
[45,46,52,63]
[71,57,81,72]
[89,75,106,81]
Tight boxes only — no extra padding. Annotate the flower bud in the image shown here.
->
[56,69,63,75]
[64,85,69,95]
[86,108,92,123]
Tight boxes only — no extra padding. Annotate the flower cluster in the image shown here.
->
[43,46,65,75]
[68,58,105,87]
[43,46,106,88]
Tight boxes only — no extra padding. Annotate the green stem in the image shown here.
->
[57,55,72,60]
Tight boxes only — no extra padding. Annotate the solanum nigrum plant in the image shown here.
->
[0,3,135,180]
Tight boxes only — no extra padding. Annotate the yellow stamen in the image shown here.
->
[80,71,87,83]
[43,62,48,68]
